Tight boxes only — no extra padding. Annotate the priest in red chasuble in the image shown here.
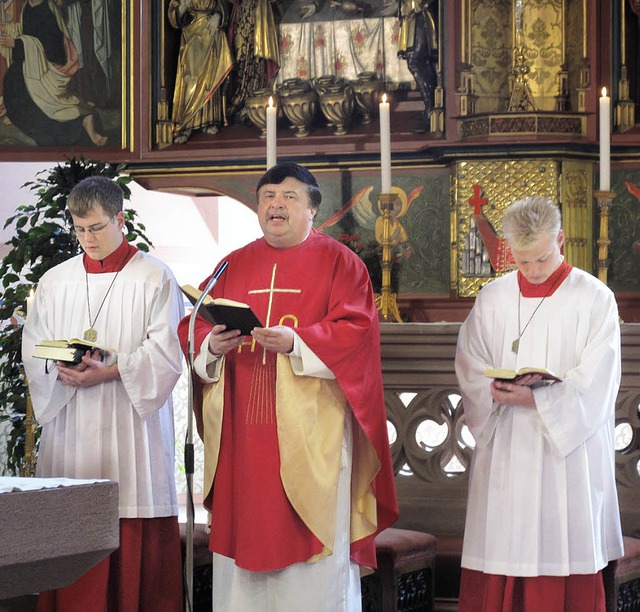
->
[178,163,398,610]
[455,196,624,612]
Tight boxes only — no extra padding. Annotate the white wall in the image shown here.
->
[0,162,262,280]
[126,181,262,286]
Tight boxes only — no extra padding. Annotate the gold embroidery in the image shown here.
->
[248,263,302,364]
[279,314,298,327]
[244,264,303,420]
[246,352,277,424]
[237,338,257,353]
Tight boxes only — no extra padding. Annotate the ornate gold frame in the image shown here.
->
[451,158,593,297]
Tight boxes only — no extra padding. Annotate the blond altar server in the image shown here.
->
[178,163,398,611]
[455,196,624,611]
[23,176,185,612]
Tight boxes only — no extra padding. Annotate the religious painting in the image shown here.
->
[313,169,451,295]
[0,0,131,150]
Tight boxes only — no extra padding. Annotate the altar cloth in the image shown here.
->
[0,478,119,599]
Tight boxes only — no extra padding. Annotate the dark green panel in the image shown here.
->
[314,169,451,295]
[608,169,640,292]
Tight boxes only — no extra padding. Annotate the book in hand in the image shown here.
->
[181,285,263,336]
[33,339,112,364]
[483,366,562,383]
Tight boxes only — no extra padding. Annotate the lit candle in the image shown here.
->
[380,93,391,194]
[266,96,277,170]
[599,87,611,191]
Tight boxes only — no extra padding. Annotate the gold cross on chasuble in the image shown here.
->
[245,263,301,424]
[249,263,301,365]
[248,263,302,328]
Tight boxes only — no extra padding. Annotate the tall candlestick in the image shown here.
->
[599,87,611,191]
[380,93,391,194]
[266,96,277,169]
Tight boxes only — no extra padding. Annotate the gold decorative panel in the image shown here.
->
[522,0,564,109]
[560,160,593,272]
[453,159,560,297]
[470,1,511,113]
[469,0,579,113]
[452,159,593,297]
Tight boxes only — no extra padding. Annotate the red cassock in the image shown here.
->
[178,229,398,571]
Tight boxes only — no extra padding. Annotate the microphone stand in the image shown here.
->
[184,261,228,612]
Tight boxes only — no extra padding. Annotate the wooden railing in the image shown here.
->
[379,322,640,538]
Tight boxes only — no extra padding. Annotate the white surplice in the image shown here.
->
[455,267,624,576]
[22,251,184,518]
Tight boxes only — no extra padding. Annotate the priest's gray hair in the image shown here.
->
[502,196,561,249]
[67,176,124,218]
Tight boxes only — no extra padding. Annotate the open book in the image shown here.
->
[33,338,113,364]
[483,367,562,383]
[181,285,263,336]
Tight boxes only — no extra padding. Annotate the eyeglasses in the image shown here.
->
[73,216,116,236]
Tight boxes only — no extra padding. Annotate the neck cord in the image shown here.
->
[512,270,564,354]
[84,270,121,342]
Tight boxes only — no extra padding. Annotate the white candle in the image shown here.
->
[26,289,34,314]
[266,96,277,169]
[380,93,391,194]
[599,87,611,191]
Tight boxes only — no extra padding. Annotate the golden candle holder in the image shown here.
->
[594,190,615,285]
[20,393,37,477]
[375,193,403,322]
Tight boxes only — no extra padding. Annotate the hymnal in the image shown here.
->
[483,366,562,383]
[33,338,112,364]
[181,285,263,336]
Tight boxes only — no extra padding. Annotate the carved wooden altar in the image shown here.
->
[0,479,119,599]
[1,0,640,315]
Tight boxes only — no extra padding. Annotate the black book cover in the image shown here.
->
[181,285,263,336]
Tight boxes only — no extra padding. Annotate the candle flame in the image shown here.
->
[268,96,274,107]
[601,87,607,97]
[382,93,387,104]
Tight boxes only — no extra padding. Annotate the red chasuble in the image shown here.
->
[179,229,399,571]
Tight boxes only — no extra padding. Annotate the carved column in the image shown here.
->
[616,0,636,131]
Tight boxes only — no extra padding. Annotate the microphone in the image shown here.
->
[183,259,227,612]
[186,260,228,359]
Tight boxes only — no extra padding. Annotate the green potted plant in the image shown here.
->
[0,157,152,475]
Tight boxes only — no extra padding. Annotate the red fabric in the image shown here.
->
[37,517,183,612]
[212,346,324,571]
[293,233,399,567]
[458,568,606,612]
[177,230,398,570]
[518,259,572,298]
[83,238,138,273]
